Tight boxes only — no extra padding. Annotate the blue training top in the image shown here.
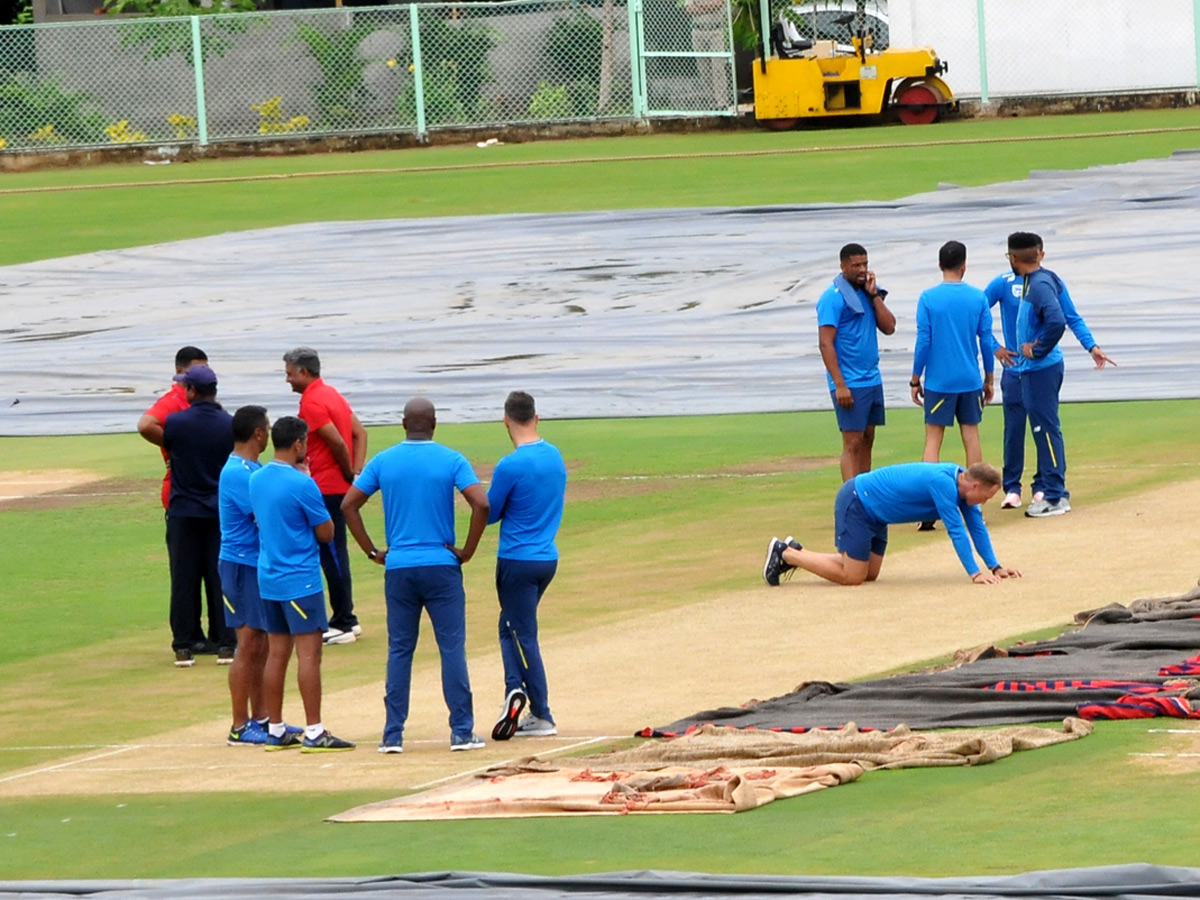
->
[985,270,1097,372]
[911,281,996,393]
[218,453,261,565]
[854,462,1000,576]
[487,439,567,561]
[353,439,480,569]
[1015,268,1068,372]
[249,460,331,601]
[816,280,881,390]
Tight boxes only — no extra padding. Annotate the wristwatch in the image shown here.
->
[367,548,380,560]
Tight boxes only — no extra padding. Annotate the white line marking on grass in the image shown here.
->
[1146,729,1200,733]
[0,746,136,784]
[410,735,620,792]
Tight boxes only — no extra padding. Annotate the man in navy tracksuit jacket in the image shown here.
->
[1007,232,1091,518]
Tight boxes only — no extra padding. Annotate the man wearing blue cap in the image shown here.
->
[161,364,236,667]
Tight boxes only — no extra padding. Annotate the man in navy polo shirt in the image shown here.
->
[343,397,491,754]
[816,243,898,482]
[250,416,354,753]
[485,391,567,741]
[161,364,235,668]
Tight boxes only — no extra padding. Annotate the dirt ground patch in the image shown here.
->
[4,477,1199,799]
[0,471,150,511]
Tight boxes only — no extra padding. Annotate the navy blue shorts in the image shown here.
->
[924,388,984,426]
[831,383,886,433]
[261,591,328,636]
[834,480,888,562]
[219,559,267,632]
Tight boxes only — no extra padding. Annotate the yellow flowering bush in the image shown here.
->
[251,96,309,134]
[29,124,63,144]
[104,119,148,143]
[166,113,196,139]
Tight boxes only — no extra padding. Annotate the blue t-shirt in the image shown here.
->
[986,270,1096,372]
[1015,268,1068,373]
[911,281,996,393]
[353,440,480,569]
[161,401,234,519]
[248,461,331,601]
[218,453,261,565]
[854,462,1000,576]
[816,281,881,389]
[487,440,567,561]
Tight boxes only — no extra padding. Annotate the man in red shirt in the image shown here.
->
[138,346,226,658]
[283,348,368,644]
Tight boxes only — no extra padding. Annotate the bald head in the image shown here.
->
[403,397,436,437]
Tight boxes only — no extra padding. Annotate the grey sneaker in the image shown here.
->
[301,730,355,753]
[515,714,557,737]
[1026,498,1068,518]
[450,732,486,751]
[762,537,794,586]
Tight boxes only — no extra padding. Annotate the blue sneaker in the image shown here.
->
[451,732,485,751]
[265,731,302,751]
[227,722,268,746]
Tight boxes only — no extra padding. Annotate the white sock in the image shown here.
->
[269,722,286,738]
[305,723,324,740]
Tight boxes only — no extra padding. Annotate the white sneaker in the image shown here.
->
[514,714,557,737]
[1001,492,1022,509]
[323,628,356,645]
[351,624,363,637]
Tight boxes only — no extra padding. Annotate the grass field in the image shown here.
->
[3,113,1200,880]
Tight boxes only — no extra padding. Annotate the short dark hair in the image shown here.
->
[271,415,308,450]
[282,347,320,377]
[1007,232,1042,251]
[839,242,868,262]
[232,405,268,443]
[938,240,967,270]
[175,346,207,369]
[504,391,536,424]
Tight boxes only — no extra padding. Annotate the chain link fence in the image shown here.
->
[2,0,1198,153]
[0,0,737,153]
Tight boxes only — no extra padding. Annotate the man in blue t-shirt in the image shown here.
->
[218,405,276,747]
[986,232,1115,516]
[910,241,998,531]
[763,462,1021,587]
[484,391,567,742]
[816,243,897,482]
[249,416,354,754]
[343,397,492,754]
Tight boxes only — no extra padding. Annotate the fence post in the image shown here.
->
[408,3,427,137]
[627,0,646,117]
[189,16,209,146]
[1194,0,1200,88]
[975,0,989,104]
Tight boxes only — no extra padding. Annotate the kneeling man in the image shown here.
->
[763,462,1021,586]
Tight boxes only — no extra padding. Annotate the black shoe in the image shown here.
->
[917,521,937,532]
[174,649,195,668]
[191,640,218,655]
[491,688,528,741]
[216,646,235,665]
[762,537,788,586]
